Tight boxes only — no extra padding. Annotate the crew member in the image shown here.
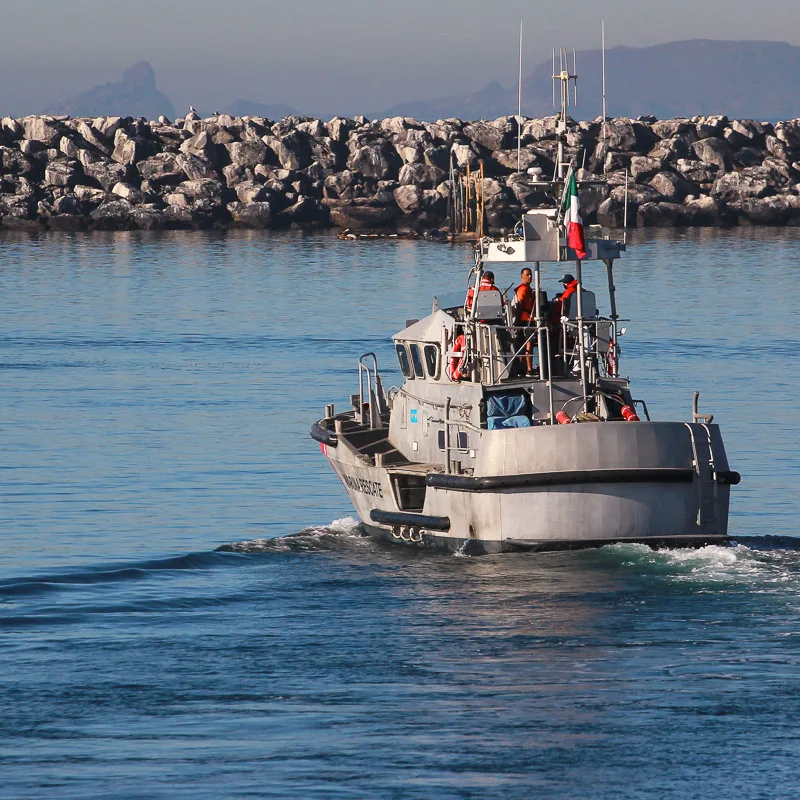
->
[466,270,504,312]
[513,267,535,377]
[556,273,579,317]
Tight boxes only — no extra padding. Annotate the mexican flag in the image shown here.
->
[562,170,587,259]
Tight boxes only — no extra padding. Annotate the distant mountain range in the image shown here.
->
[44,61,176,120]
[39,40,800,123]
[379,39,800,121]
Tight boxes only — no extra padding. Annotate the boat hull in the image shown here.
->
[316,420,736,554]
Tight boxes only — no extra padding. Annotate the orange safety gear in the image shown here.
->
[514,282,534,323]
[466,277,504,311]
[447,334,467,381]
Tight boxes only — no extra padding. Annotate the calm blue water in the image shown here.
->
[1,227,799,799]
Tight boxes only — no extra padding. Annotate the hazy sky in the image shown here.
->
[3,0,800,117]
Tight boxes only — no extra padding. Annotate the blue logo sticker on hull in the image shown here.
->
[410,409,418,423]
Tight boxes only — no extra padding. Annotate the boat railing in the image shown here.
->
[357,352,388,429]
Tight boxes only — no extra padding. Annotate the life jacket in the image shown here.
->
[466,278,504,311]
[447,334,467,381]
[560,279,579,315]
[514,283,534,323]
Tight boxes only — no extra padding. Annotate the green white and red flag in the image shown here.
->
[562,170,586,259]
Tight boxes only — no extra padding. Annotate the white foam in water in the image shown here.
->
[603,542,794,587]
[221,516,365,552]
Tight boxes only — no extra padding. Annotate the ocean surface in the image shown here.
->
[0,227,799,799]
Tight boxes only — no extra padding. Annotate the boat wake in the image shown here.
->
[215,516,368,553]
[593,535,800,588]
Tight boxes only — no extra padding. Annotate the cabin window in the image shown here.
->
[424,344,440,379]
[410,343,425,380]
[457,431,468,450]
[395,343,413,378]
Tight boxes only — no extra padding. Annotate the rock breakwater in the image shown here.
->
[3,112,800,232]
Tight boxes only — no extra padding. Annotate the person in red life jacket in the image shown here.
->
[466,270,504,315]
[548,273,579,375]
[513,267,536,377]
[557,273,579,315]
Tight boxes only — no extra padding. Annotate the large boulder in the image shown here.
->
[0,146,33,175]
[177,178,224,201]
[691,138,732,171]
[262,133,310,170]
[637,201,687,227]
[137,153,184,185]
[711,168,771,200]
[723,119,767,148]
[83,160,128,190]
[463,120,511,151]
[774,120,800,150]
[695,115,728,139]
[347,141,400,180]
[90,199,136,229]
[175,153,217,180]
[22,116,62,144]
[649,170,698,202]
[44,159,81,187]
[227,140,268,169]
[393,185,423,214]
[398,163,445,189]
[630,156,662,182]
[651,119,693,140]
[229,201,273,227]
[602,119,637,151]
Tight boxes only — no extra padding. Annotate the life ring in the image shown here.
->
[447,334,467,381]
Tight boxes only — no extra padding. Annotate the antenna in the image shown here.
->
[552,49,556,107]
[601,21,607,147]
[517,21,523,175]
[552,46,579,179]
[573,49,578,106]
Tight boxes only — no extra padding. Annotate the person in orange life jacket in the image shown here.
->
[548,273,579,375]
[466,270,504,313]
[513,267,536,377]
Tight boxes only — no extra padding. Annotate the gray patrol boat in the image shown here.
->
[311,66,740,555]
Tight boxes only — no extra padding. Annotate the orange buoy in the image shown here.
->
[621,405,640,422]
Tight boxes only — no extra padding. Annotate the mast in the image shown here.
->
[517,21,523,175]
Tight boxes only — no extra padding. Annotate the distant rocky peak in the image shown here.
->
[121,61,157,89]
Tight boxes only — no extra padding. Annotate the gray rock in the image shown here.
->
[611,183,663,205]
[176,153,217,180]
[48,214,85,231]
[90,199,135,229]
[137,153,184,185]
[491,148,540,172]
[649,170,697,202]
[651,119,693,139]
[229,201,273,227]
[235,181,270,203]
[711,168,771,200]
[52,195,82,215]
[111,135,141,166]
[276,196,328,225]
[22,116,62,143]
[74,185,106,203]
[724,119,767,148]
[1,117,23,140]
[692,138,732,171]
[180,131,216,161]
[695,116,728,139]
[734,147,766,168]
[648,135,690,164]
[262,133,309,170]
[602,119,637,151]
[44,159,81,187]
[765,135,792,161]
[177,179,224,200]
[674,159,717,184]
[112,181,148,204]
[630,156,662,182]
[637,201,686,227]
[393,185,423,213]
[226,140,268,169]
[0,147,33,175]
[398,163,445,189]
[522,117,559,141]
[463,120,510,151]
[347,142,400,180]
[327,117,356,143]
[450,142,480,169]
[775,120,800,150]
[84,160,128,190]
